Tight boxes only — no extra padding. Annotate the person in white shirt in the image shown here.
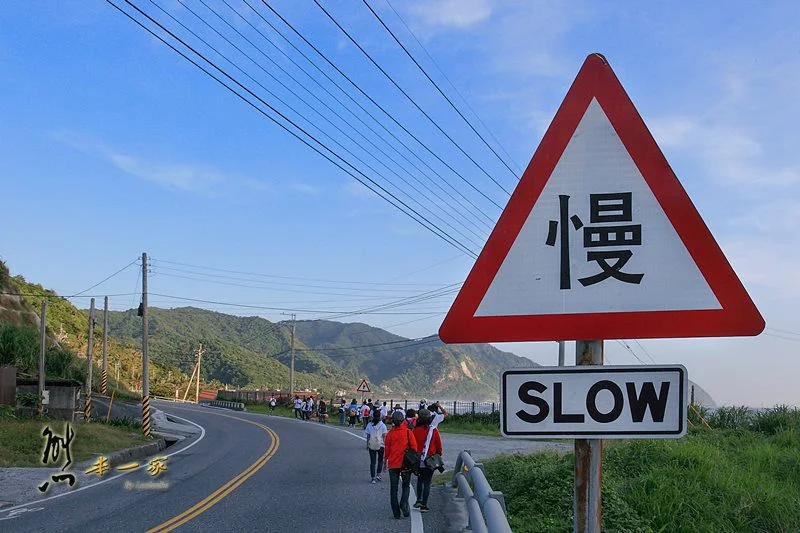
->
[379,401,389,419]
[362,401,372,430]
[293,396,302,419]
[363,411,388,483]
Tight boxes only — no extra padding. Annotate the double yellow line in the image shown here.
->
[147,414,280,533]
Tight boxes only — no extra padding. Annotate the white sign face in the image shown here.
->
[475,99,720,317]
[502,366,687,439]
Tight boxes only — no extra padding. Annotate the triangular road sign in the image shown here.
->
[356,379,371,393]
[440,54,764,343]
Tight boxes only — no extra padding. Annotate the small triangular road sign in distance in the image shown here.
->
[440,53,764,343]
[356,379,371,393]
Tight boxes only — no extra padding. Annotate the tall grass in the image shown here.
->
[484,405,800,533]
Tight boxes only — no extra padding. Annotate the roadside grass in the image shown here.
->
[244,403,294,418]
[483,405,800,533]
[0,418,149,467]
[437,412,501,436]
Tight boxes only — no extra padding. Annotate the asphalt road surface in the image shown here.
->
[0,402,441,532]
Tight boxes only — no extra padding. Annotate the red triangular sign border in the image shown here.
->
[439,54,764,343]
[356,379,371,393]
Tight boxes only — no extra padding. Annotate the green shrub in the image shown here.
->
[707,405,752,429]
[107,416,142,430]
[0,404,15,420]
[0,322,39,371]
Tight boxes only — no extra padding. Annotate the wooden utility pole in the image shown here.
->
[183,360,198,402]
[85,298,96,420]
[38,299,47,417]
[101,296,109,395]
[289,314,296,398]
[195,343,204,404]
[141,253,151,437]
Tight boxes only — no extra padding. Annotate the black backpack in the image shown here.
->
[402,429,420,473]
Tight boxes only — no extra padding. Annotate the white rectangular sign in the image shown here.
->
[502,365,687,439]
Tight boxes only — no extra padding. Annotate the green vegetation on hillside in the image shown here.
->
[484,406,800,533]
[2,260,535,401]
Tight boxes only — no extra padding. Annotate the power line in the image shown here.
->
[313,0,512,197]
[362,0,519,179]
[148,292,449,316]
[192,0,492,239]
[633,339,657,364]
[146,0,483,254]
[154,0,486,250]
[151,257,453,287]
[233,0,497,230]
[71,258,140,297]
[297,334,437,353]
[150,264,452,294]
[766,327,800,337]
[257,0,506,212]
[615,340,647,365]
[109,0,476,258]
[382,0,522,174]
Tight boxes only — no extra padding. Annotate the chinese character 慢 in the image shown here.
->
[85,456,110,477]
[147,457,168,477]
[546,193,644,289]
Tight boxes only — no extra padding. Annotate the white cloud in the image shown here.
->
[410,0,492,29]
[650,117,800,188]
[289,182,321,195]
[52,130,268,196]
[107,153,223,193]
[721,238,800,298]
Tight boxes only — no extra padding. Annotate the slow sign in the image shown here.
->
[502,366,687,439]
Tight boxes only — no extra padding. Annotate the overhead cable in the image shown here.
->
[108,0,477,258]
[362,0,520,179]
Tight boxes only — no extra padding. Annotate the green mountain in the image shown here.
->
[104,307,535,400]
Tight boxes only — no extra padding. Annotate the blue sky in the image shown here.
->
[1,1,798,406]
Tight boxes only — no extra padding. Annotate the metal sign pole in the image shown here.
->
[574,340,603,533]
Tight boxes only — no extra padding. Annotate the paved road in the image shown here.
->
[0,402,436,532]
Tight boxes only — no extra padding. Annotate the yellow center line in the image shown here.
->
[147,412,280,533]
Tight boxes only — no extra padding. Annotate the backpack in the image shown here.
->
[363,407,370,418]
[402,429,420,473]
[367,426,382,451]
[350,407,357,416]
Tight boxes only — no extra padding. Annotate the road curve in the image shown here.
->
[0,402,431,532]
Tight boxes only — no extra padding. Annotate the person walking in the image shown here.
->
[338,399,347,426]
[269,396,276,412]
[318,400,327,424]
[364,411,387,484]
[362,401,372,430]
[405,408,417,430]
[412,408,443,512]
[299,397,307,420]
[293,396,301,419]
[384,411,418,519]
[348,398,358,428]
[380,401,388,420]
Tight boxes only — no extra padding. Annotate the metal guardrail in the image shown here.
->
[207,400,245,411]
[451,451,512,533]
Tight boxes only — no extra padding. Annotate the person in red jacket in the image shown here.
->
[411,408,442,512]
[383,410,418,519]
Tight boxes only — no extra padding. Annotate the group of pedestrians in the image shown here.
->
[361,400,448,519]
[292,395,328,423]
